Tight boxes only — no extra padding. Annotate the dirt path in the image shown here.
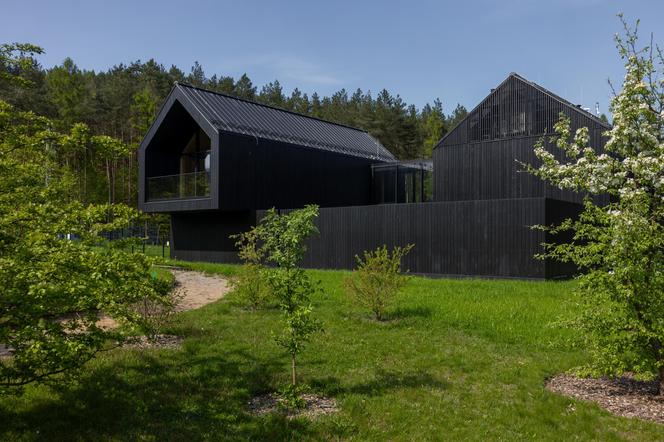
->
[0,270,232,356]
[170,269,231,312]
[95,269,231,329]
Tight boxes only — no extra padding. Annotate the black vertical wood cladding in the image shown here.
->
[156,74,610,279]
[170,210,255,263]
[434,75,609,204]
[253,198,549,278]
[170,199,555,278]
[219,132,376,210]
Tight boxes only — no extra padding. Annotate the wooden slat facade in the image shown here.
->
[171,198,557,279]
[434,74,609,204]
[151,74,611,280]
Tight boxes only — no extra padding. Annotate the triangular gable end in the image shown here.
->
[138,84,218,158]
[434,73,609,149]
[138,84,220,212]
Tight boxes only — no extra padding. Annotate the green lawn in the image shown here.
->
[1,263,662,441]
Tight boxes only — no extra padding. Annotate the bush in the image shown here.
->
[133,270,183,340]
[344,244,414,321]
[230,226,271,309]
[231,263,271,310]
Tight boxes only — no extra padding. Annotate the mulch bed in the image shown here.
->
[0,344,12,358]
[0,334,184,359]
[247,393,338,419]
[546,373,664,424]
[123,334,184,350]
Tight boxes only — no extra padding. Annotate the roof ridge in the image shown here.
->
[175,82,372,134]
[508,73,611,128]
[433,72,611,149]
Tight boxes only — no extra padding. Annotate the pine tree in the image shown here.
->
[259,80,285,107]
[234,73,256,100]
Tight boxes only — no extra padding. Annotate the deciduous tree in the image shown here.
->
[527,18,664,393]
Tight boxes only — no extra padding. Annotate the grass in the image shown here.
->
[92,243,169,259]
[1,263,663,440]
[150,265,176,284]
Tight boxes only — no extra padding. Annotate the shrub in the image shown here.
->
[344,244,414,321]
[231,263,271,310]
[133,271,183,340]
[230,226,271,309]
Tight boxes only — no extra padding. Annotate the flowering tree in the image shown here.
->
[528,18,664,393]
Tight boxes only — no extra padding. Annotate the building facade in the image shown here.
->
[139,74,610,279]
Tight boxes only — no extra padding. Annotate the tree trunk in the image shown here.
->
[106,159,111,205]
[291,353,297,386]
[659,365,664,396]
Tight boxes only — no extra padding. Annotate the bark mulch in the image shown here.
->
[546,373,664,424]
[247,393,339,419]
[123,334,184,350]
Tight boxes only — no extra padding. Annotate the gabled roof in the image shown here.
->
[435,73,611,149]
[510,73,610,128]
[174,83,395,161]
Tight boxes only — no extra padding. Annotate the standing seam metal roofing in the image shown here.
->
[176,83,395,161]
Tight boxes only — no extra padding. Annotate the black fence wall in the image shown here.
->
[255,198,558,279]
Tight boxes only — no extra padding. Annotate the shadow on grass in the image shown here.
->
[346,305,433,325]
[312,368,448,398]
[0,347,337,441]
[386,305,433,321]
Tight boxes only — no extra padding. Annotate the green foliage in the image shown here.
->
[229,227,271,310]
[277,383,308,410]
[129,87,158,137]
[45,57,90,126]
[230,264,271,311]
[527,18,664,390]
[4,264,663,439]
[0,66,170,392]
[1,41,469,211]
[0,43,44,89]
[255,206,322,387]
[133,269,182,340]
[420,99,446,157]
[344,244,414,321]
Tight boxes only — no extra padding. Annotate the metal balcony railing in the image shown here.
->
[146,171,210,201]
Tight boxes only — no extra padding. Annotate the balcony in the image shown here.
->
[146,171,210,201]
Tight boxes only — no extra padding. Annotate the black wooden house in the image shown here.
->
[139,74,609,278]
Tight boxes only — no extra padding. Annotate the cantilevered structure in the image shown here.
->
[139,74,610,278]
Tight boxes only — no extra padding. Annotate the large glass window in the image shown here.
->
[146,114,211,201]
[371,161,433,204]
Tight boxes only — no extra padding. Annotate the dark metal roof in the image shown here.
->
[175,83,395,161]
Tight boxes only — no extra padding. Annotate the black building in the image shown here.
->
[139,74,610,279]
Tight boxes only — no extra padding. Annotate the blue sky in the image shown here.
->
[3,0,663,115]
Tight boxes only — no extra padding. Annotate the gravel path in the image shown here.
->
[170,269,231,312]
[95,269,231,329]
